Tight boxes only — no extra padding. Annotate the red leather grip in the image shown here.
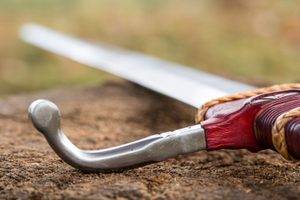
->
[285,118,300,159]
[254,90,300,159]
[201,89,300,159]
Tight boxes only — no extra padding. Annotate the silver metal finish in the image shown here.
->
[20,24,255,108]
[21,24,257,171]
[28,99,206,171]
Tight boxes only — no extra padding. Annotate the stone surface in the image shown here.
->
[0,81,299,200]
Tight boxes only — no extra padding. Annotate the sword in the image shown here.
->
[21,24,300,172]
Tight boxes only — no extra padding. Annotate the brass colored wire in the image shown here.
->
[272,107,300,160]
[196,83,300,123]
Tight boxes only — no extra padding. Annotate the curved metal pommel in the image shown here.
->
[28,99,207,172]
[29,99,61,135]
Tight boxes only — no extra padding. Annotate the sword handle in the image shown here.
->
[201,89,300,160]
[254,91,300,160]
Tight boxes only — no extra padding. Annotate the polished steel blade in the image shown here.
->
[20,23,255,108]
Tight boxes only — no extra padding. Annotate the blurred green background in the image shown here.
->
[0,0,300,96]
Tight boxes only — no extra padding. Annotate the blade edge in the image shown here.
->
[20,23,256,108]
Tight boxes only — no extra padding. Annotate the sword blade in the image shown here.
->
[20,24,255,108]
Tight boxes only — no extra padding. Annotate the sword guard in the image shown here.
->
[28,99,206,171]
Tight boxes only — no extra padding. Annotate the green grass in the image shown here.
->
[0,0,300,95]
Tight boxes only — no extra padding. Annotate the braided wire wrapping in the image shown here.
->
[272,107,300,160]
[196,83,300,123]
[196,83,300,160]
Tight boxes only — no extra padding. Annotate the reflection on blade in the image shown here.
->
[20,24,255,108]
